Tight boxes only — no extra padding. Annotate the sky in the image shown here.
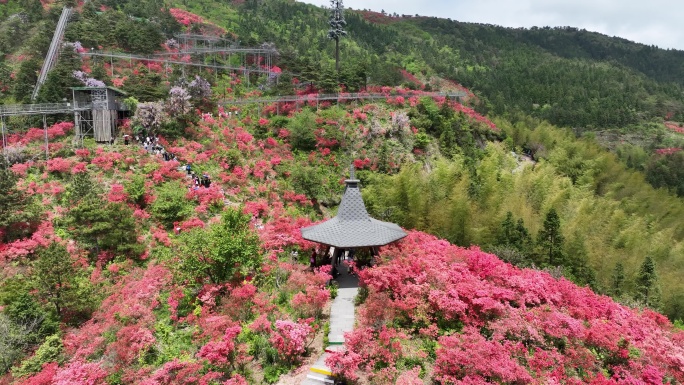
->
[300,0,684,50]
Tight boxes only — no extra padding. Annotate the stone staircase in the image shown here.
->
[303,262,358,384]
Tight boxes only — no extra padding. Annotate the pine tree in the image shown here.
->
[64,196,144,260]
[32,243,82,318]
[496,211,516,246]
[564,232,597,288]
[636,256,661,308]
[514,218,533,253]
[327,0,347,75]
[612,262,625,297]
[536,208,564,266]
[13,58,40,103]
[66,171,100,204]
[0,158,40,242]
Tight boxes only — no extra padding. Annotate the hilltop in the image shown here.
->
[1,0,684,383]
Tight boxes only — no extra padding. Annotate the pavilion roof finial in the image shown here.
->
[299,163,407,247]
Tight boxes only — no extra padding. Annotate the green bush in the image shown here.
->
[150,181,194,229]
[125,174,147,208]
[322,321,330,347]
[327,281,338,299]
[289,164,325,201]
[12,334,63,378]
[263,364,291,384]
[414,132,431,149]
[354,286,369,306]
[287,109,317,152]
[174,207,262,284]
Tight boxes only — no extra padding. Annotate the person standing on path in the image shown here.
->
[310,249,317,271]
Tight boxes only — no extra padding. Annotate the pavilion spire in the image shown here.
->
[300,168,406,248]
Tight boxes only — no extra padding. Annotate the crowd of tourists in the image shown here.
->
[124,133,213,191]
[185,163,212,190]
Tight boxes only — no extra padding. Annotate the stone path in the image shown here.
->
[303,261,358,385]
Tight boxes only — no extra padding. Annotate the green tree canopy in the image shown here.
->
[31,243,92,320]
[0,159,41,242]
[174,207,262,285]
[636,255,661,309]
[63,196,143,260]
[536,208,564,266]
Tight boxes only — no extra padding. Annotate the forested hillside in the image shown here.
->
[1,0,684,383]
[229,2,684,194]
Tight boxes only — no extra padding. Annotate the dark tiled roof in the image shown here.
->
[300,179,407,248]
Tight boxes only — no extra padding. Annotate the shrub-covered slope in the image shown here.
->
[329,231,684,383]
[0,88,683,384]
[1,0,684,383]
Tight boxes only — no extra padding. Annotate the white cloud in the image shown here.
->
[301,0,684,50]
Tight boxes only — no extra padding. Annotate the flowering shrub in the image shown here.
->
[18,362,59,385]
[327,231,684,383]
[434,327,532,383]
[0,221,55,262]
[7,122,73,145]
[270,319,313,363]
[664,121,684,134]
[110,326,156,365]
[166,87,192,116]
[11,161,32,176]
[73,70,105,88]
[107,184,128,203]
[291,286,330,318]
[655,147,682,155]
[196,325,242,366]
[63,265,172,360]
[188,75,212,101]
[169,8,203,26]
[133,102,166,134]
[53,361,107,385]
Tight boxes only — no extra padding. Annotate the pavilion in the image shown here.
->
[300,167,407,265]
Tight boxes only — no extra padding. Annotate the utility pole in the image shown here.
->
[43,114,49,160]
[328,0,347,76]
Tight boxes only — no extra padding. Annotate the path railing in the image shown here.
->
[0,102,87,117]
[220,90,467,106]
[81,51,278,74]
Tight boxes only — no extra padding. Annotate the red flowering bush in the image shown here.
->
[109,326,156,365]
[270,319,313,364]
[107,184,128,203]
[291,286,330,318]
[327,326,406,382]
[327,231,684,383]
[434,327,532,383]
[169,8,204,25]
[46,157,72,174]
[52,360,107,385]
[7,122,73,145]
[655,147,682,155]
[11,161,32,176]
[196,325,242,366]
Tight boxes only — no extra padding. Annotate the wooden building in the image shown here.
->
[71,86,129,143]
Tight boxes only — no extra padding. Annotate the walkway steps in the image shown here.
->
[303,372,335,385]
[304,262,358,384]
